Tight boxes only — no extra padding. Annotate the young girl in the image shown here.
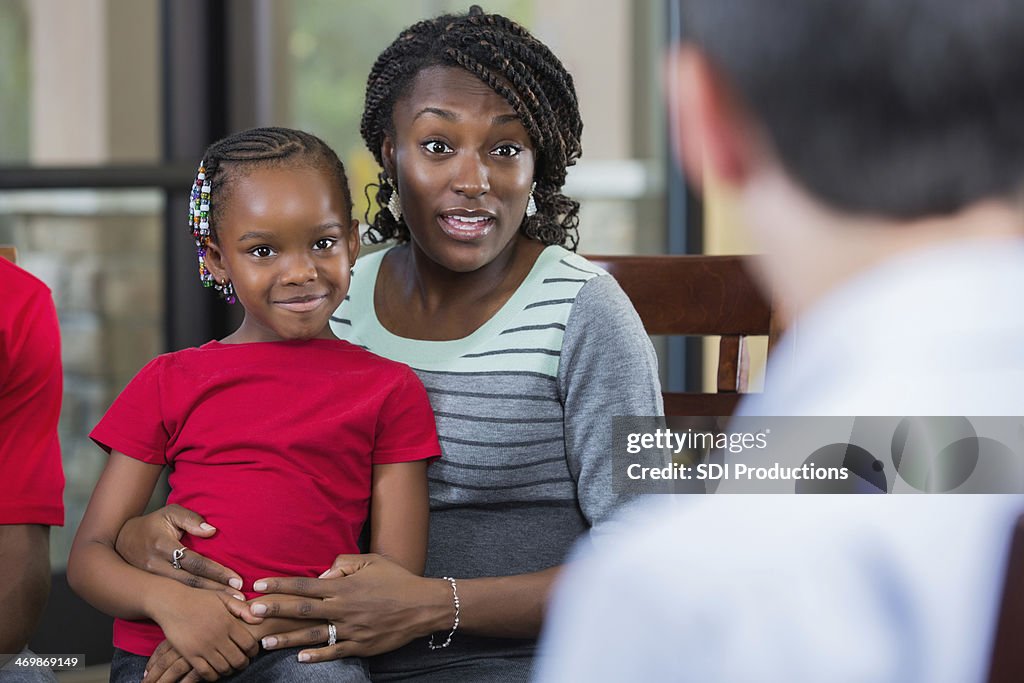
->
[67,127,439,682]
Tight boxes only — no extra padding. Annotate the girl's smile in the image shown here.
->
[273,293,330,312]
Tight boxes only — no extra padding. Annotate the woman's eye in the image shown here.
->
[423,140,453,154]
[313,237,337,250]
[251,246,275,258]
[492,144,522,158]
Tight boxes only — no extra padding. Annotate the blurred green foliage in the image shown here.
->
[0,0,29,162]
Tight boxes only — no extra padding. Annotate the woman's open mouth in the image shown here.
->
[439,213,495,241]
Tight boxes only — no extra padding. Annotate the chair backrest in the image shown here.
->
[587,254,777,416]
[987,513,1024,683]
[0,245,16,264]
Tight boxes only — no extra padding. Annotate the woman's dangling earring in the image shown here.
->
[387,178,402,221]
[525,182,538,218]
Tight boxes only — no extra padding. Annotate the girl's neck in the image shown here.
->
[218,323,339,345]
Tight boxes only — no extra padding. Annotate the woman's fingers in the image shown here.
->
[146,548,245,592]
[262,626,362,662]
[249,593,327,620]
[115,504,244,591]
[260,623,331,650]
[297,642,360,663]
[167,545,244,592]
[257,554,371,594]
[162,503,218,537]
[251,576,331,598]
[319,553,369,579]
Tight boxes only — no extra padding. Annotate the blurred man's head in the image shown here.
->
[669,0,1024,319]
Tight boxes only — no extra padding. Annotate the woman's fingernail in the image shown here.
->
[318,569,331,579]
[142,670,148,679]
[252,603,268,616]
[262,637,278,649]
[298,652,311,662]
[199,522,216,531]
[253,581,268,592]
[229,578,243,590]
[233,593,245,601]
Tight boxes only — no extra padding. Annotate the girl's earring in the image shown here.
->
[219,279,236,304]
[387,179,402,221]
[525,182,538,218]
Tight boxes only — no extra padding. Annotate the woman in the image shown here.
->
[119,7,662,681]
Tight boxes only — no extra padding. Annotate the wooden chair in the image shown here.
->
[587,254,778,416]
[0,245,16,263]
[987,513,1024,683]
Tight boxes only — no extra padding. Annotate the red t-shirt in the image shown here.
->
[0,258,64,526]
[90,338,440,655]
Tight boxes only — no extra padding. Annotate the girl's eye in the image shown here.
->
[492,144,522,158]
[423,140,453,154]
[313,237,337,250]
[251,246,275,258]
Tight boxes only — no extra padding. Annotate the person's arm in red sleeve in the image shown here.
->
[0,277,64,653]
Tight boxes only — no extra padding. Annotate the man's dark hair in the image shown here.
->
[360,5,584,249]
[681,0,1024,218]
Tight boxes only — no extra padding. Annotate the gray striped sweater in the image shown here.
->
[331,244,663,682]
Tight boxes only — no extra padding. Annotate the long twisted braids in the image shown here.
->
[188,126,352,301]
[360,5,584,249]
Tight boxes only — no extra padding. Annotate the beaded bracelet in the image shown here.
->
[428,576,461,650]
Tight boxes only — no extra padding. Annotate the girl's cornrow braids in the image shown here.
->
[360,9,583,248]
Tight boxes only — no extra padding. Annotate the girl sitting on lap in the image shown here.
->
[67,127,439,683]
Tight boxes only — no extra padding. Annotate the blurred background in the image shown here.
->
[0,0,752,673]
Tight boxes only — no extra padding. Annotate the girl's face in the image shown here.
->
[204,164,359,343]
[383,66,536,273]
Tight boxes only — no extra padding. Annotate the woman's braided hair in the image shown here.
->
[188,126,352,301]
[360,5,584,249]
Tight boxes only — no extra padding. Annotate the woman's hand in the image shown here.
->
[115,504,247,595]
[252,554,453,660]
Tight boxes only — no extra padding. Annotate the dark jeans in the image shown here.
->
[109,647,370,682]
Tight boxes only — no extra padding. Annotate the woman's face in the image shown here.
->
[384,66,536,273]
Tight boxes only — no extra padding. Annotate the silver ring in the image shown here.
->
[171,547,186,570]
[327,623,337,647]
